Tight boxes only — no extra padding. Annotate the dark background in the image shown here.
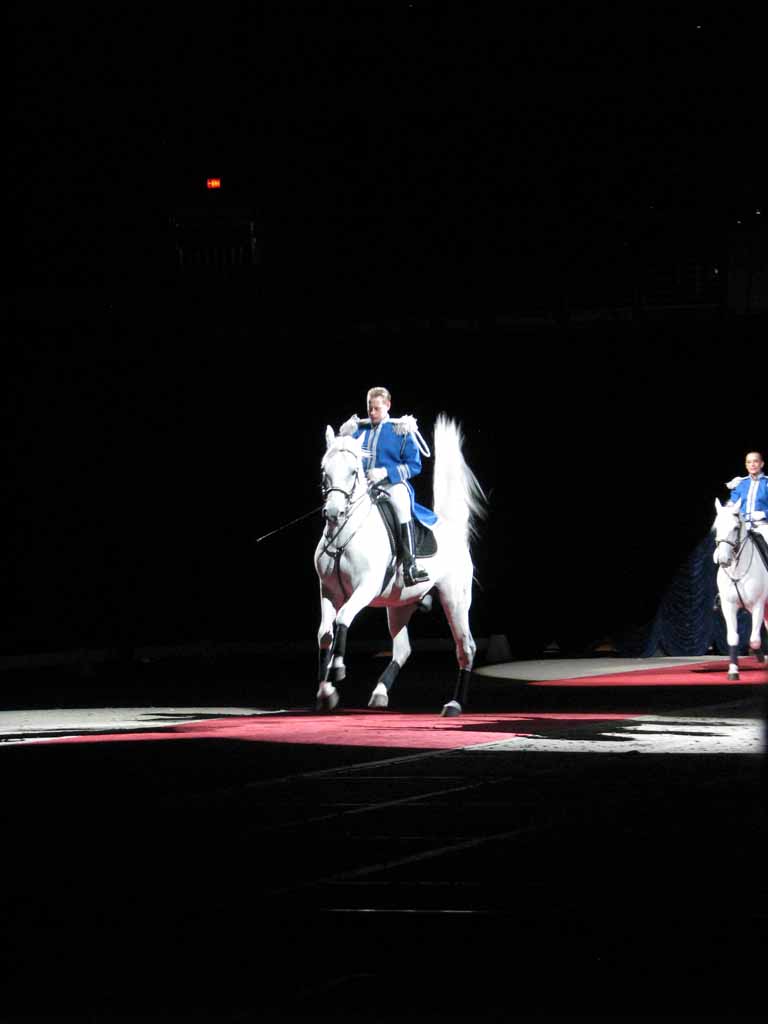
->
[7,3,767,660]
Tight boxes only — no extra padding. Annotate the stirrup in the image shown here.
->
[403,560,429,586]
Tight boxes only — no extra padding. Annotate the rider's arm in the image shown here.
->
[388,431,422,485]
[725,478,747,506]
[372,427,423,485]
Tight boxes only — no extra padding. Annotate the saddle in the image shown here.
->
[750,530,768,573]
[372,490,438,561]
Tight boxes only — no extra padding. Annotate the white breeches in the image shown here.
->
[379,481,412,524]
[749,522,768,544]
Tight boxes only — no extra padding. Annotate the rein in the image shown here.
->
[717,524,758,610]
[320,448,376,550]
[320,484,378,602]
[320,490,373,558]
[717,526,753,580]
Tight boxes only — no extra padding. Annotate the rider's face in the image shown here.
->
[745,453,764,477]
[368,396,391,425]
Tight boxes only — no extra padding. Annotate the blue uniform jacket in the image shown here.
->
[728,474,768,519]
[354,419,437,527]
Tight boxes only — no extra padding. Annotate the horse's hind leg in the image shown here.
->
[435,581,476,717]
[368,604,417,709]
[751,601,766,663]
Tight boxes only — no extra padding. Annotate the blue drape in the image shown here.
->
[615,535,763,656]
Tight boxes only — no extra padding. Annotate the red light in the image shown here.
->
[206,178,221,190]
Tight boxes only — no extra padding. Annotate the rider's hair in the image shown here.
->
[746,451,764,462]
[367,387,391,404]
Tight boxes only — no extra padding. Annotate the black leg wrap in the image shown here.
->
[379,660,401,692]
[454,668,471,708]
[333,624,348,660]
[728,644,740,664]
[329,624,348,683]
[321,624,349,682]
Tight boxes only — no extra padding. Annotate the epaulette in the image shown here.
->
[356,414,430,456]
[392,415,418,436]
[355,415,417,434]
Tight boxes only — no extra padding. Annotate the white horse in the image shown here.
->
[712,497,768,680]
[314,415,486,716]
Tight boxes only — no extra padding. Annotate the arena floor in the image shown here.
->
[1,653,765,1021]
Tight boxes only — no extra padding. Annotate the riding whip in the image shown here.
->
[255,505,323,544]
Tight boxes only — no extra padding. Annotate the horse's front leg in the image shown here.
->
[316,580,380,712]
[721,596,741,681]
[368,603,418,709]
[316,592,340,711]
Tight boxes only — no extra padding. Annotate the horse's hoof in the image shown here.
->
[727,672,740,682]
[755,651,765,663]
[440,700,462,717]
[316,684,340,712]
[368,690,389,710]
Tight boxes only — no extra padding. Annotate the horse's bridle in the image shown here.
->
[322,480,361,511]
[716,518,750,572]
[321,450,374,550]
[319,454,376,578]
[322,454,367,519]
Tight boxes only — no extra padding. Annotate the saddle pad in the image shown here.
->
[413,518,438,558]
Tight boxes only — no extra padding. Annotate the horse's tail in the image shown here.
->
[432,414,487,544]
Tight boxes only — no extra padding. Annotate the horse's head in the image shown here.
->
[712,497,743,566]
[321,427,367,524]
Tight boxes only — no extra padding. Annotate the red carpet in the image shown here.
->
[19,661,765,751]
[530,660,768,687]
[33,711,635,750]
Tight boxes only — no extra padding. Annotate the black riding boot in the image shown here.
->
[400,521,429,586]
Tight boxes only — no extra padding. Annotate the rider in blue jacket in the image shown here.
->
[726,451,768,556]
[339,387,434,586]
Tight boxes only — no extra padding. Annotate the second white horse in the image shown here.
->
[713,497,768,680]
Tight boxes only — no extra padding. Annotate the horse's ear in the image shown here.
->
[732,497,742,512]
[325,425,336,450]
[715,498,723,512]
